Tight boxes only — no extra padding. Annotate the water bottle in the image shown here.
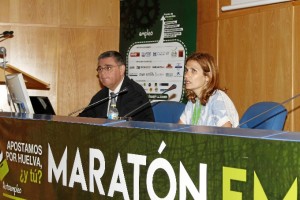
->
[108,95,119,120]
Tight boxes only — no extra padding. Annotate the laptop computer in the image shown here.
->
[29,96,56,115]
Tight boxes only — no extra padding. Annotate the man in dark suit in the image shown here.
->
[79,51,154,122]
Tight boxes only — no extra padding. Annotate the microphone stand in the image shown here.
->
[123,84,177,118]
[238,93,300,127]
[0,47,16,114]
[68,87,128,116]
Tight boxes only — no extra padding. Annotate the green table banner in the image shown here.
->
[0,113,299,199]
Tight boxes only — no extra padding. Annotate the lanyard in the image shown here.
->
[192,100,202,125]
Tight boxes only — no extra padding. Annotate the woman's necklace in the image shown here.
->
[192,100,202,125]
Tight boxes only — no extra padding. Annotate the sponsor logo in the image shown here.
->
[160,83,169,86]
[152,66,164,69]
[142,52,151,57]
[155,72,164,77]
[141,66,151,69]
[175,64,182,68]
[130,52,140,57]
[146,72,154,76]
[166,64,173,68]
[153,51,169,56]
[175,71,182,77]
[178,50,184,57]
[171,50,177,57]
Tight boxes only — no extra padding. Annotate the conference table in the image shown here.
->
[0,112,299,199]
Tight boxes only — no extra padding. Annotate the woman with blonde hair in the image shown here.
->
[179,52,239,127]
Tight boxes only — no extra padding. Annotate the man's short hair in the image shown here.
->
[98,51,125,66]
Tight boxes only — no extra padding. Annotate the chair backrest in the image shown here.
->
[239,101,287,130]
[151,101,185,123]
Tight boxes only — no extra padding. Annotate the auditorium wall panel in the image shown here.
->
[57,28,119,115]
[2,0,300,131]
[219,4,293,130]
[293,2,300,130]
[0,0,120,115]
[197,0,300,131]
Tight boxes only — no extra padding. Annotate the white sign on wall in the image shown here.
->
[231,0,260,5]
[222,0,290,11]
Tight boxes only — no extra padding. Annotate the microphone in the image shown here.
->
[165,84,177,92]
[0,47,6,58]
[68,87,128,116]
[0,31,13,38]
[0,47,7,68]
[0,31,14,42]
[123,84,177,119]
[0,47,6,53]
[238,93,300,128]
[3,31,10,35]
[0,61,7,68]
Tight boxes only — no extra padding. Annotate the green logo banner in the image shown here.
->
[120,0,197,102]
[0,115,299,199]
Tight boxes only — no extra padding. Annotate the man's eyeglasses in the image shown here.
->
[96,65,118,73]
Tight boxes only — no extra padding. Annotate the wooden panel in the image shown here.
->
[60,0,120,27]
[196,22,218,59]
[0,0,10,22]
[197,0,218,23]
[292,5,300,131]
[0,64,50,90]
[196,0,218,58]
[0,0,119,26]
[0,0,120,115]
[0,26,59,111]
[57,28,119,116]
[219,6,293,130]
[3,0,59,24]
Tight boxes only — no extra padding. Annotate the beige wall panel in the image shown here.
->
[60,0,119,27]
[293,5,300,131]
[0,0,119,26]
[0,25,13,112]
[1,0,59,24]
[0,0,120,115]
[0,0,10,22]
[219,0,231,9]
[196,22,218,59]
[0,26,59,112]
[196,0,218,59]
[57,28,119,116]
[198,0,218,23]
[219,6,293,130]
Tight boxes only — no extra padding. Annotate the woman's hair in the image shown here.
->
[185,52,220,105]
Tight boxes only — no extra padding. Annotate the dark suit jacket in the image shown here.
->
[79,76,154,122]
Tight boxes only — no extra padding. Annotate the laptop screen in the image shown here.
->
[29,96,56,115]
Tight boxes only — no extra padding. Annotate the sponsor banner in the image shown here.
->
[120,0,197,102]
[0,115,299,199]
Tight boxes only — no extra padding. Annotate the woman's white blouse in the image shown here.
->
[180,90,239,127]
